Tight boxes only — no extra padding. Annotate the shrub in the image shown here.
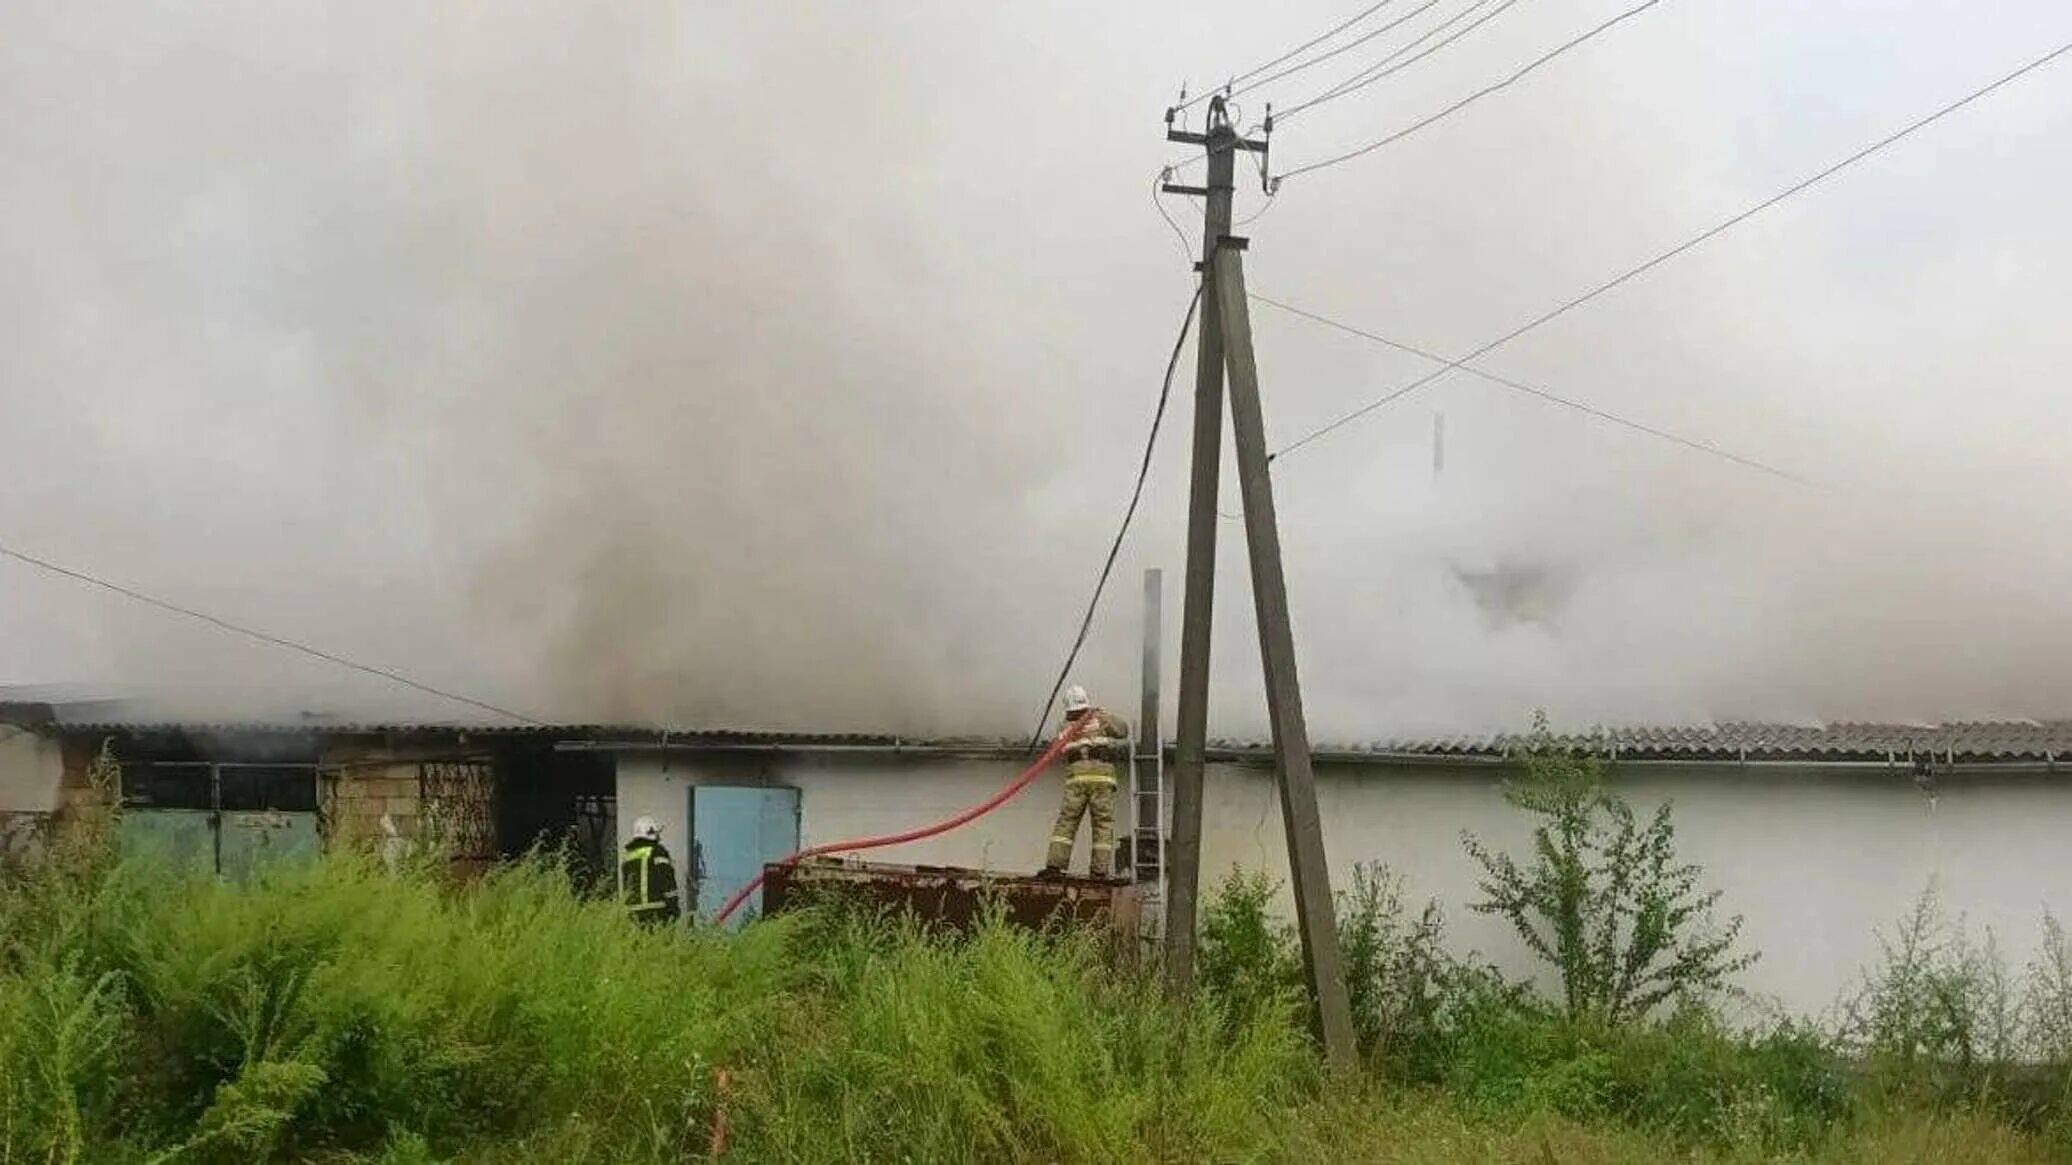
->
[1196,868,1301,1030]
[1461,712,1756,1025]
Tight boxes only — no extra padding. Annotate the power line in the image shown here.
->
[1226,0,1442,103]
[1158,0,1466,175]
[1272,36,2072,460]
[1277,0,1521,124]
[1160,0,1511,178]
[1252,293,1810,483]
[0,539,543,724]
[1025,282,1204,750]
[1160,0,1450,174]
[1275,0,1669,184]
[1171,0,1401,115]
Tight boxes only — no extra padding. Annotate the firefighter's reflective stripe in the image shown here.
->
[619,845,674,910]
[1065,760,1118,785]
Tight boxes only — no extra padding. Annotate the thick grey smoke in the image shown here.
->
[1,1,2069,737]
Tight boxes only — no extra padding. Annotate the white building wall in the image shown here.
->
[0,726,62,812]
[614,749,2072,1017]
[1208,761,2072,1018]
[612,754,763,903]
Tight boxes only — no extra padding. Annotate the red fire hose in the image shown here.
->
[708,720,1088,925]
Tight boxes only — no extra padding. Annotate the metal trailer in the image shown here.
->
[761,857,1143,940]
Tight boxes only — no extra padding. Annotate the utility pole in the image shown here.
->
[1212,241,1356,1066]
[1160,95,1247,991]
[1160,95,1355,1066]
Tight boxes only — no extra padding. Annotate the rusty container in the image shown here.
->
[761,857,1142,939]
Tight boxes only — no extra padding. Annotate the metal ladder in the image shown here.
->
[1129,745,1164,934]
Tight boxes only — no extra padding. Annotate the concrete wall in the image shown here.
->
[618,749,2072,1017]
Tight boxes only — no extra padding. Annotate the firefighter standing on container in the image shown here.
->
[1042,685,1130,879]
[619,815,683,926]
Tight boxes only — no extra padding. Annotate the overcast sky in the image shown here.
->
[2,1,2069,737]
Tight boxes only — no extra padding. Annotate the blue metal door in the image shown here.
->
[691,785,800,925]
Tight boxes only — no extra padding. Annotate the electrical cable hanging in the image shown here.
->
[1152,170,1197,262]
[1271,35,2072,460]
[1275,0,1669,184]
[1023,280,1203,751]
[713,282,1207,924]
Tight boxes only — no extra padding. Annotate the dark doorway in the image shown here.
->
[494,743,615,889]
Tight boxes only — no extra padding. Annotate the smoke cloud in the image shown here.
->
[2,1,2069,738]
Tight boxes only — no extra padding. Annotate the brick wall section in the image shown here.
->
[53,736,114,836]
[321,739,423,850]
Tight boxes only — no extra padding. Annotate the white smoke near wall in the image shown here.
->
[1,1,2068,738]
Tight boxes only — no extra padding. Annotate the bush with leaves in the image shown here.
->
[1460,713,1756,1025]
[1334,864,1522,1078]
[1198,863,1520,1075]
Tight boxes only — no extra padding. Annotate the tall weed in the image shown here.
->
[1839,886,2020,1107]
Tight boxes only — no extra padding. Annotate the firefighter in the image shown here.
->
[1042,684,1131,879]
[619,815,683,926]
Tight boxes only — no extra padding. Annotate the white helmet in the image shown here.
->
[632,815,662,841]
[1062,684,1091,714]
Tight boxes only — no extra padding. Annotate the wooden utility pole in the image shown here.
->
[1160,95,1246,990]
[1212,241,1356,1066]
[1161,96,1356,1066]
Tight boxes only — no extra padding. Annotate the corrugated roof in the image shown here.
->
[1295,720,2072,761]
[14,719,914,749]
[8,701,2071,762]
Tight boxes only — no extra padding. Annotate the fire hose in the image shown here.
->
[708,718,1089,925]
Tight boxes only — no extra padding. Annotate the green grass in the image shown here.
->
[0,846,2065,1163]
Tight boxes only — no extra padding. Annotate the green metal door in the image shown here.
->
[119,761,318,879]
[219,810,320,882]
[119,761,216,871]
[119,809,216,872]
[216,764,319,882]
